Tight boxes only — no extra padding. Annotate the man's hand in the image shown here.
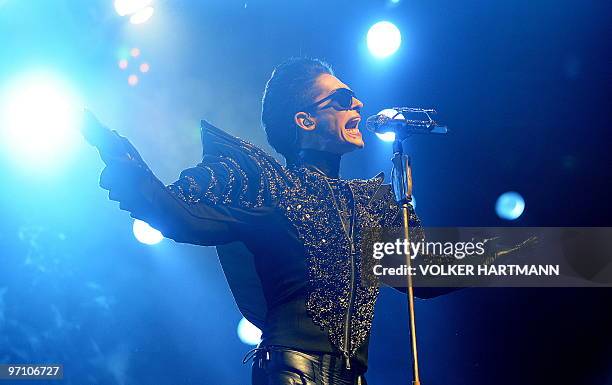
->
[81,109,152,209]
[81,109,147,167]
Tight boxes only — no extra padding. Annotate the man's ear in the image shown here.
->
[294,112,316,131]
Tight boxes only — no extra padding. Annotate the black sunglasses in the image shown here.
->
[302,88,357,112]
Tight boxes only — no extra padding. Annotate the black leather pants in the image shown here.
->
[246,346,368,385]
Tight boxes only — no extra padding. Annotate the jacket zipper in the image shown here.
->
[342,183,357,370]
[320,174,358,371]
[343,241,356,370]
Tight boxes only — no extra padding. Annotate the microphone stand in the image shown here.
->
[371,107,445,385]
[391,137,421,385]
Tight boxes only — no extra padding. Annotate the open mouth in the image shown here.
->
[344,117,361,133]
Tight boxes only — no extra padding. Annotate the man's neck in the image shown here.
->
[297,149,341,178]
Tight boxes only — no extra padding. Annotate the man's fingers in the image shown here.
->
[99,166,114,191]
[82,109,147,168]
[99,163,133,191]
[102,173,135,206]
[108,189,120,202]
[81,109,107,146]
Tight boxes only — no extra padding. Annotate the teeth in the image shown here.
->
[345,118,360,129]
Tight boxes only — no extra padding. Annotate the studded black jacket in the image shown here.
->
[103,120,425,370]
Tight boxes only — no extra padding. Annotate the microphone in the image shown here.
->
[365,108,448,137]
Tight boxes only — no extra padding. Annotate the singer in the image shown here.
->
[90,57,429,385]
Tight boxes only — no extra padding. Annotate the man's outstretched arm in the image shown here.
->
[83,110,271,246]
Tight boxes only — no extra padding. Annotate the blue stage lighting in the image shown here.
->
[367,21,401,58]
[132,219,164,245]
[0,72,81,170]
[495,192,525,220]
[237,317,262,346]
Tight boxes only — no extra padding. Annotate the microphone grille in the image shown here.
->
[365,114,390,133]
[366,109,404,132]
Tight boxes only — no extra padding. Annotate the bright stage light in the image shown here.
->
[495,192,525,220]
[237,317,262,346]
[114,0,154,24]
[367,21,401,58]
[132,219,163,245]
[114,0,151,16]
[376,131,396,142]
[130,6,154,24]
[0,72,81,170]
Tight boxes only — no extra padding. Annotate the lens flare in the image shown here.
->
[128,74,139,86]
[495,192,525,220]
[118,59,128,69]
[139,62,150,73]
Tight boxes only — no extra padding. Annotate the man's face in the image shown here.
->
[299,73,364,154]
